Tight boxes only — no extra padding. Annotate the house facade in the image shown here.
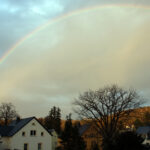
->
[79,123,102,150]
[0,117,52,150]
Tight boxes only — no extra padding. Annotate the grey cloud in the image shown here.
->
[0,0,150,54]
[0,0,65,54]
[0,7,149,117]
[0,0,150,117]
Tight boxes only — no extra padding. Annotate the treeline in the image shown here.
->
[39,107,86,150]
[1,85,150,150]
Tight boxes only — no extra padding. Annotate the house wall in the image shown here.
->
[0,137,11,149]
[5,118,52,150]
[51,131,58,150]
[82,125,102,150]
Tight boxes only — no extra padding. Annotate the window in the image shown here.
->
[22,132,25,136]
[41,132,44,136]
[84,141,87,147]
[38,143,42,150]
[91,141,96,147]
[30,130,36,136]
[24,143,28,150]
[32,122,35,126]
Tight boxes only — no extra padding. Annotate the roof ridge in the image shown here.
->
[17,116,35,120]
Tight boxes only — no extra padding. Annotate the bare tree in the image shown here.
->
[74,85,143,149]
[0,102,18,125]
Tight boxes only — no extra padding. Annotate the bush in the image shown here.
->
[114,131,146,150]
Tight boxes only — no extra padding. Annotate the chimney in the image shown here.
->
[16,116,21,123]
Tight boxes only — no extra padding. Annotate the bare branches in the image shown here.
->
[74,84,143,142]
[0,102,18,125]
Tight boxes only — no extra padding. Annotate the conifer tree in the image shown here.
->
[60,114,86,150]
[44,106,61,134]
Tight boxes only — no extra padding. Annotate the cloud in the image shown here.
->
[0,6,149,118]
[0,0,150,54]
[0,0,65,55]
[0,0,150,118]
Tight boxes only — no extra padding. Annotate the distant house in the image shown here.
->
[137,126,150,145]
[79,123,101,150]
[0,117,52,150]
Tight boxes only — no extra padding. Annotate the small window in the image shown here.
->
[91,141,96,147]
[24,143,28,150]
[22,132,25,136]
[30,130,33,136]
[30,130,36,136]
[41,132,44,136]
[38,143,42,150]
[32,123,35,126]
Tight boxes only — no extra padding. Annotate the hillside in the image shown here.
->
[61,106,150,129]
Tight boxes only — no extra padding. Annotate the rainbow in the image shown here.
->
[1,3,149,64]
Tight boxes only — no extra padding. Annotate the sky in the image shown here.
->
[0,0,150,119]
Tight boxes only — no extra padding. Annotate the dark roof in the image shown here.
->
[48,129,55,133]
[79,124,91,136]
[136,126,150,134]
[0,117,34,137]
[0,126,14,136]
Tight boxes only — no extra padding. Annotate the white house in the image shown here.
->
[0,117,53,150]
